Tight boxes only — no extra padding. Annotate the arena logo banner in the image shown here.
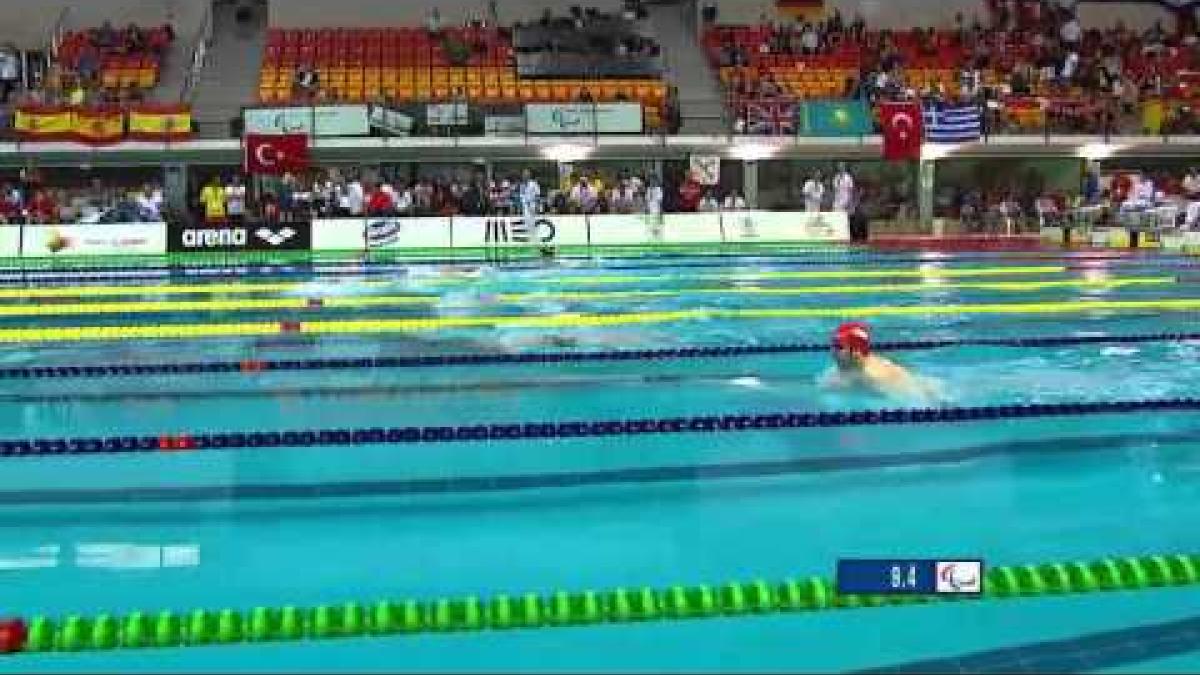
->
[21,223,167,258]
[168,222,312,253]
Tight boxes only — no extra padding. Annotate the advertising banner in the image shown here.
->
[587,213,662,246]
[368,105,414,136]
[167,221,312,253]
[243,105,370,137]
[22,223,167,257]
[427,103,469,127]
[525,103,643,134]
[0,226,19,257]
[663,212,723,243]
[365,217,453,249]
[453,215,590,248]
[721,210,849,243]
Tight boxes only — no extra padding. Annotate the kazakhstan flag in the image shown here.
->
[799,100,873,136]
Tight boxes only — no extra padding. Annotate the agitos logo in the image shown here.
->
[484,217,555,245]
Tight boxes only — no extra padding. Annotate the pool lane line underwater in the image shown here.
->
[4,430,1197,507]
[0,265,1078,296]
[0,331,1196,380]
[7,257,1200,286]
[2,554,1197,656]
[4,297,1200,343]
[3,397,1200,458]
[0,278,1177,317]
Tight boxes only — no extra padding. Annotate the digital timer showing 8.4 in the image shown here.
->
[836,559,984,595]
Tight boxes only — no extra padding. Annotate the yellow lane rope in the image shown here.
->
[0,265,1070,299]
[2,297,1198,343]
[0,277,1174,317]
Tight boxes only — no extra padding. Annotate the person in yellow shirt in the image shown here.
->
[199,176,227,223]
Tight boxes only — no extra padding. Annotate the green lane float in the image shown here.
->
[6,553,1197,657]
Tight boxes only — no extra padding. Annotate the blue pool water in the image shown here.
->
[2,249,1200,672]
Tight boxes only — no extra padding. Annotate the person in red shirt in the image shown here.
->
[366,184,395,216]
[678,173,703,212]
[29,189,57,224]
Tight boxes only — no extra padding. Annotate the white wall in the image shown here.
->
[268,0,624,28]
[712,0,1172,30]
[0,0,205,50]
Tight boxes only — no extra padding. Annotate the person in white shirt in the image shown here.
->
[346,178,366,216]
[393,184,414,214]
[832,163,855,212]
[519,169,541,222]
[568,177,597,213]
[1060,16,1081,46]
[135,185,160,222]
[698,190,721,212]
[225,175,247,223]
[1060,51,1079,84]
[645,177,664,215]
[802,171,825,212]
[1122,175,1155,210]
[722,190,747,210]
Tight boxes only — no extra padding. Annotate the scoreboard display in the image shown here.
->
[836,559,984,595]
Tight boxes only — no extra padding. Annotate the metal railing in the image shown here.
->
[180,2,214,103]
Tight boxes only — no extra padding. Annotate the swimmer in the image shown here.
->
[823,322,943,401]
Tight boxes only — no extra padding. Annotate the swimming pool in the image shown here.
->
[1,247,1199,672]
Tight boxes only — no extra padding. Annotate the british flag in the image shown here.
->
[745,101,797,135]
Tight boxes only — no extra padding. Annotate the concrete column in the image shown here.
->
[918,158,935,230]
[743,159,759,208]
[163,162,188,215]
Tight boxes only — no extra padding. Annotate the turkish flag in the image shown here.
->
[243,133,309,175]
[880,101,923,161]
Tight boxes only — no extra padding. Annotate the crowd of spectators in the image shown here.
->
[195,166,747,224]
[514,2,661,61]
[717,0,1200,135]
[0,174,164,225]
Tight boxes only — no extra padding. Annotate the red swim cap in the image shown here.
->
[833,322,871,355]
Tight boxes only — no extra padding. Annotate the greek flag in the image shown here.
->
[924,103,982,142]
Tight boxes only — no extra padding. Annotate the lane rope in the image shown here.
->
[3,553,1197,654]
[2,397,1200,457]
[0,278,1176,317]
[2,297,1200,343]
[2,331,1197,381]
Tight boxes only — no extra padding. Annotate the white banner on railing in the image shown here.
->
[20,223,167,257]
[310,211,849,252]
[0,226,19,257]
[720,211,849,243]
[452,215,590,248]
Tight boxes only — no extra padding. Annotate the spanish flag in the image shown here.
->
[73,106,125,145]
[13,105,74,141]
[776,0,824,19]
[127,104,194,141]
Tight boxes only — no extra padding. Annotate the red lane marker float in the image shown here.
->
[239,360,268,373]
[157,435,196,452]
[0,618,27,654]
[279,321,302,333]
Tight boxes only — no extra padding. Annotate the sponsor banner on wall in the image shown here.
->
[167,221,312,253]
[663,212,723,243]
[485,115,525,136]
[243,105,371,137]
[368,105,414,136]
[22,223,167,257]
[0,226,20,257]
[586,213,661,246]
[525,103,643,134]
[720,210,849,243]
[427,103,470,127]
[453,215,590,248]
[312,218,454,250]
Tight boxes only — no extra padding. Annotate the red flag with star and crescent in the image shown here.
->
[880,101,923,161]
[243,133,310,175]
